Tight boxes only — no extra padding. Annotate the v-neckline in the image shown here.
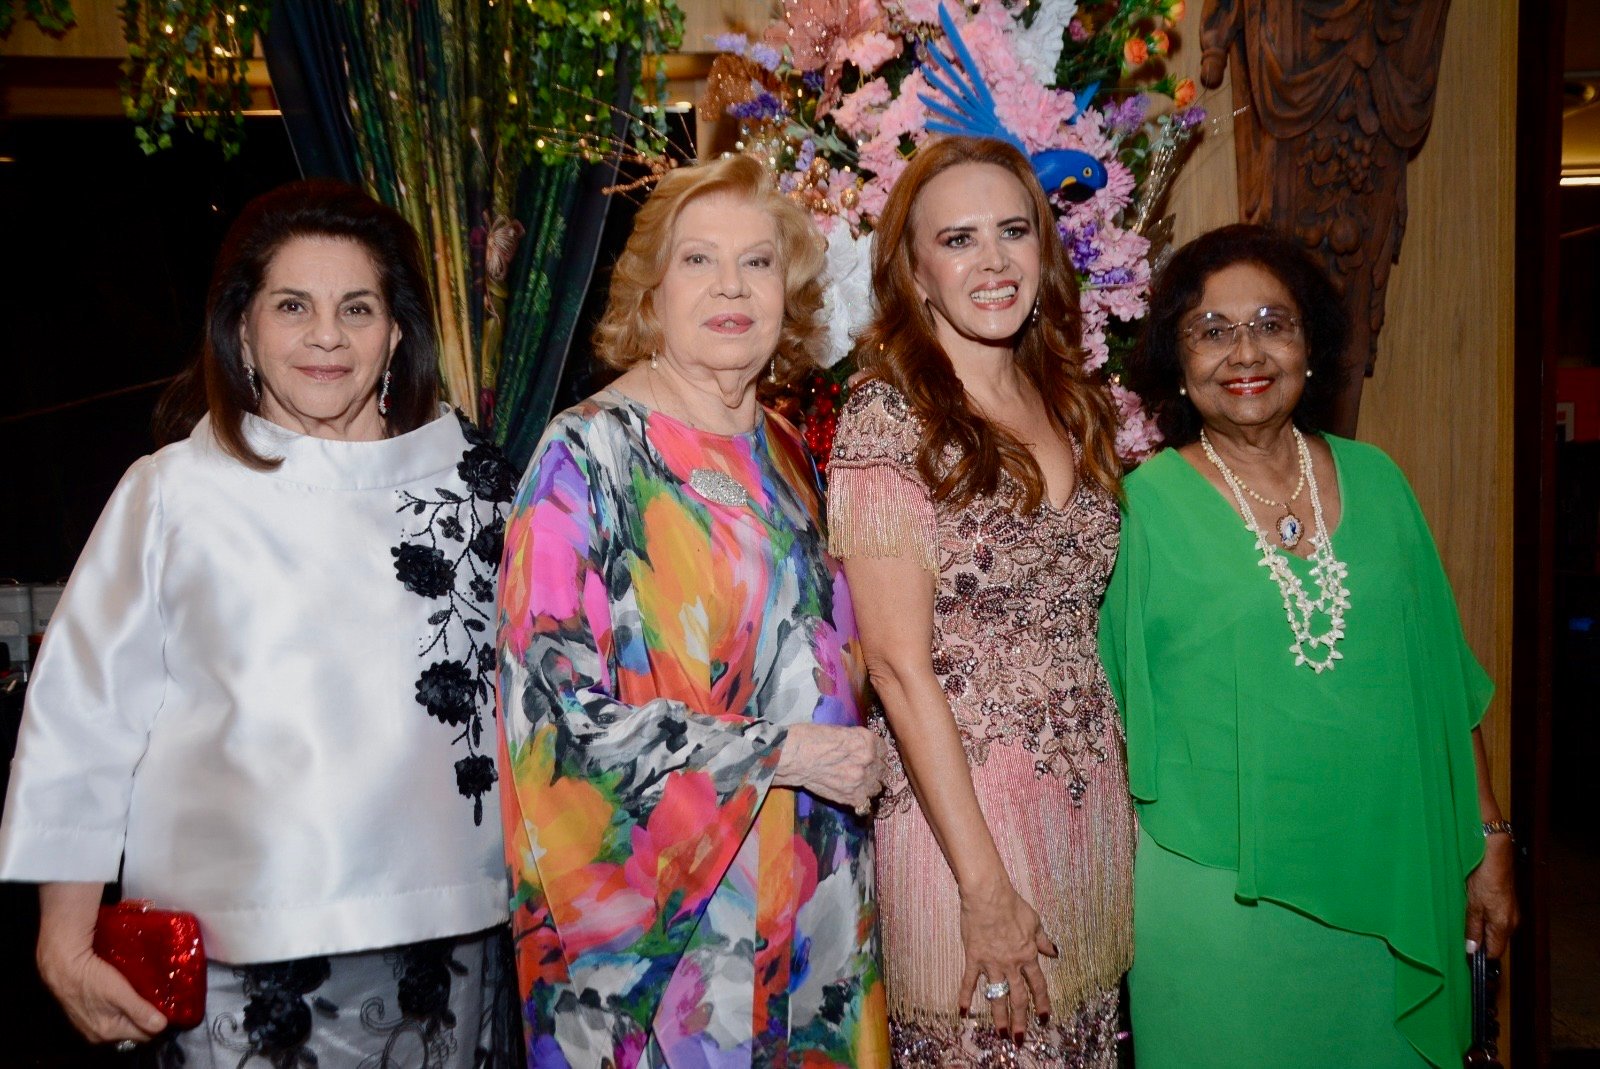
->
[1168,436,1348,564]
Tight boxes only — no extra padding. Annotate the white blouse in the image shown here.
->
[0,409,512,963]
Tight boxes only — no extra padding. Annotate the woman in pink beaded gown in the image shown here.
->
[827,137,1134,1067]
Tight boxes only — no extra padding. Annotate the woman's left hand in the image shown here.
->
[1465,834,1518,959]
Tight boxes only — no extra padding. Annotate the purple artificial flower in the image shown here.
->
[1091,267,1137,287]
[1063,221,1100,273]
[748,43,782,71]
[729,91,787,121]
[796,137,817,171]
[1177,106,1207,129]
[711,32,749,54]
[802,69,825,92]
[1105,95,1149,134]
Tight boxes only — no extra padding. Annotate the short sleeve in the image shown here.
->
[0,455,169,881]
[826,380,938,574]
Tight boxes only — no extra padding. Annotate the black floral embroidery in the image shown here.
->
[469,516,504,564]
[218,957,336,1068]
[392,543,455,598]
[455,754,497,801]
[418,660,477,726]
[390,412,513,825]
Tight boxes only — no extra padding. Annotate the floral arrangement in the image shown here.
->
[704,0,1203,463]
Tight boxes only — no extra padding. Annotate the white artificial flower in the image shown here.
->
[818,229,875,368]
[1011,0,1079,83]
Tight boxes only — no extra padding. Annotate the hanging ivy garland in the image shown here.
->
[0,0,268,159]
[118,1,270,159]
[494,0,684,165]
[2,0,684,164]
[0,0,76,35]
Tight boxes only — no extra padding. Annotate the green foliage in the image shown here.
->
[118,1,270,160]
[493,0,685,165]
[1054,0,1181,93]
[0,0,77,37]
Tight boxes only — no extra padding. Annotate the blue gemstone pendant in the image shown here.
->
[1277,512,1304,549]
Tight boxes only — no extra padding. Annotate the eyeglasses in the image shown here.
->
[1181,310,1302,355]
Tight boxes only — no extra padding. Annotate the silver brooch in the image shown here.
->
[688,467,749,507]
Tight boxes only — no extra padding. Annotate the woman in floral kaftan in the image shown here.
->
[496,154,891,1068]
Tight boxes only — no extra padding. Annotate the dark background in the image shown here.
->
[0,115,301,1067]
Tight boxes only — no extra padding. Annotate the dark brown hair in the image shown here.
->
[1127,223,1349,446]
[591,153,826,387]
[154,179,440,468]
[855,136,1121,510]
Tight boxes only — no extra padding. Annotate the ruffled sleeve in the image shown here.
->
[0,456,168,881]
[495,412,788,1048]
[826,380,938,574]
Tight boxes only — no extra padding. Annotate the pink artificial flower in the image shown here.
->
[832,77,893,139]
[1111,382,1164,462]
[893,0,941,26]
[1080,325,1110,372]
[1068,18,1089,42]
[844,30,900,74]
[871,67,932,144]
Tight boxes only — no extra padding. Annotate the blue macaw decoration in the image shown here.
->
[917,3,1108,202]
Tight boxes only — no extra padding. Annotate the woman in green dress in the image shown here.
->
[1099,224,1518,1068]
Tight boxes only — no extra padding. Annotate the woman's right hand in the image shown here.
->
[37,883,167,1046]
[772,723,887,814]
[957,880,1057,1040]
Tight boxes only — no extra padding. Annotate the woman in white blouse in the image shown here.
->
[0,181,519,1065]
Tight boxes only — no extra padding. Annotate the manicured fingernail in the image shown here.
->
[1013,1032,1026,1047]
[957,1007,968,1019]
[1037,1013,1050,1027]
[1466,939,1479,955]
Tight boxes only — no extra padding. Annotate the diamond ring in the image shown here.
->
[982,980,1011,1000]
[114,1040,138,1054]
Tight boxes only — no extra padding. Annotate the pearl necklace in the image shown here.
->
[1201,428,1307,548]
[1201,427,1350,673]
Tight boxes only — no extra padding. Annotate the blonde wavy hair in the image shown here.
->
[592,154,828,387]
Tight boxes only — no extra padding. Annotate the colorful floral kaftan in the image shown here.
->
[496,391,889,1069]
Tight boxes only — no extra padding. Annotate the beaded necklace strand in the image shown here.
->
[1200,426,1351,672]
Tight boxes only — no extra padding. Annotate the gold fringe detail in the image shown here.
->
[876,744,1135,1026]
[828,462,938,575]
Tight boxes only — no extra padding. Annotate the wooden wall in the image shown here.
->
[1360,2,1518,826]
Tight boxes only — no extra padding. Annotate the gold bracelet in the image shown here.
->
[1481,820,1515,842]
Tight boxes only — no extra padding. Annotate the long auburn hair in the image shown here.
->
[153,180,440,469]
[855,137,1121,510]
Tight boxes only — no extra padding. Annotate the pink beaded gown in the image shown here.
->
[827,380,1135,1068]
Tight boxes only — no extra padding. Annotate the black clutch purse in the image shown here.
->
[1462,947,1502,1067]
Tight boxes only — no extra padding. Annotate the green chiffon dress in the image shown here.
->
[1098,436,1490,1069]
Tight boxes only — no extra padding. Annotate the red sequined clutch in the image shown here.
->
[93,900,206,1030]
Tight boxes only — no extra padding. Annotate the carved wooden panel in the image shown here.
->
[1198,0,1452,434]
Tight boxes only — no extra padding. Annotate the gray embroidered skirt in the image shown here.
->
[157,925,520,1068]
